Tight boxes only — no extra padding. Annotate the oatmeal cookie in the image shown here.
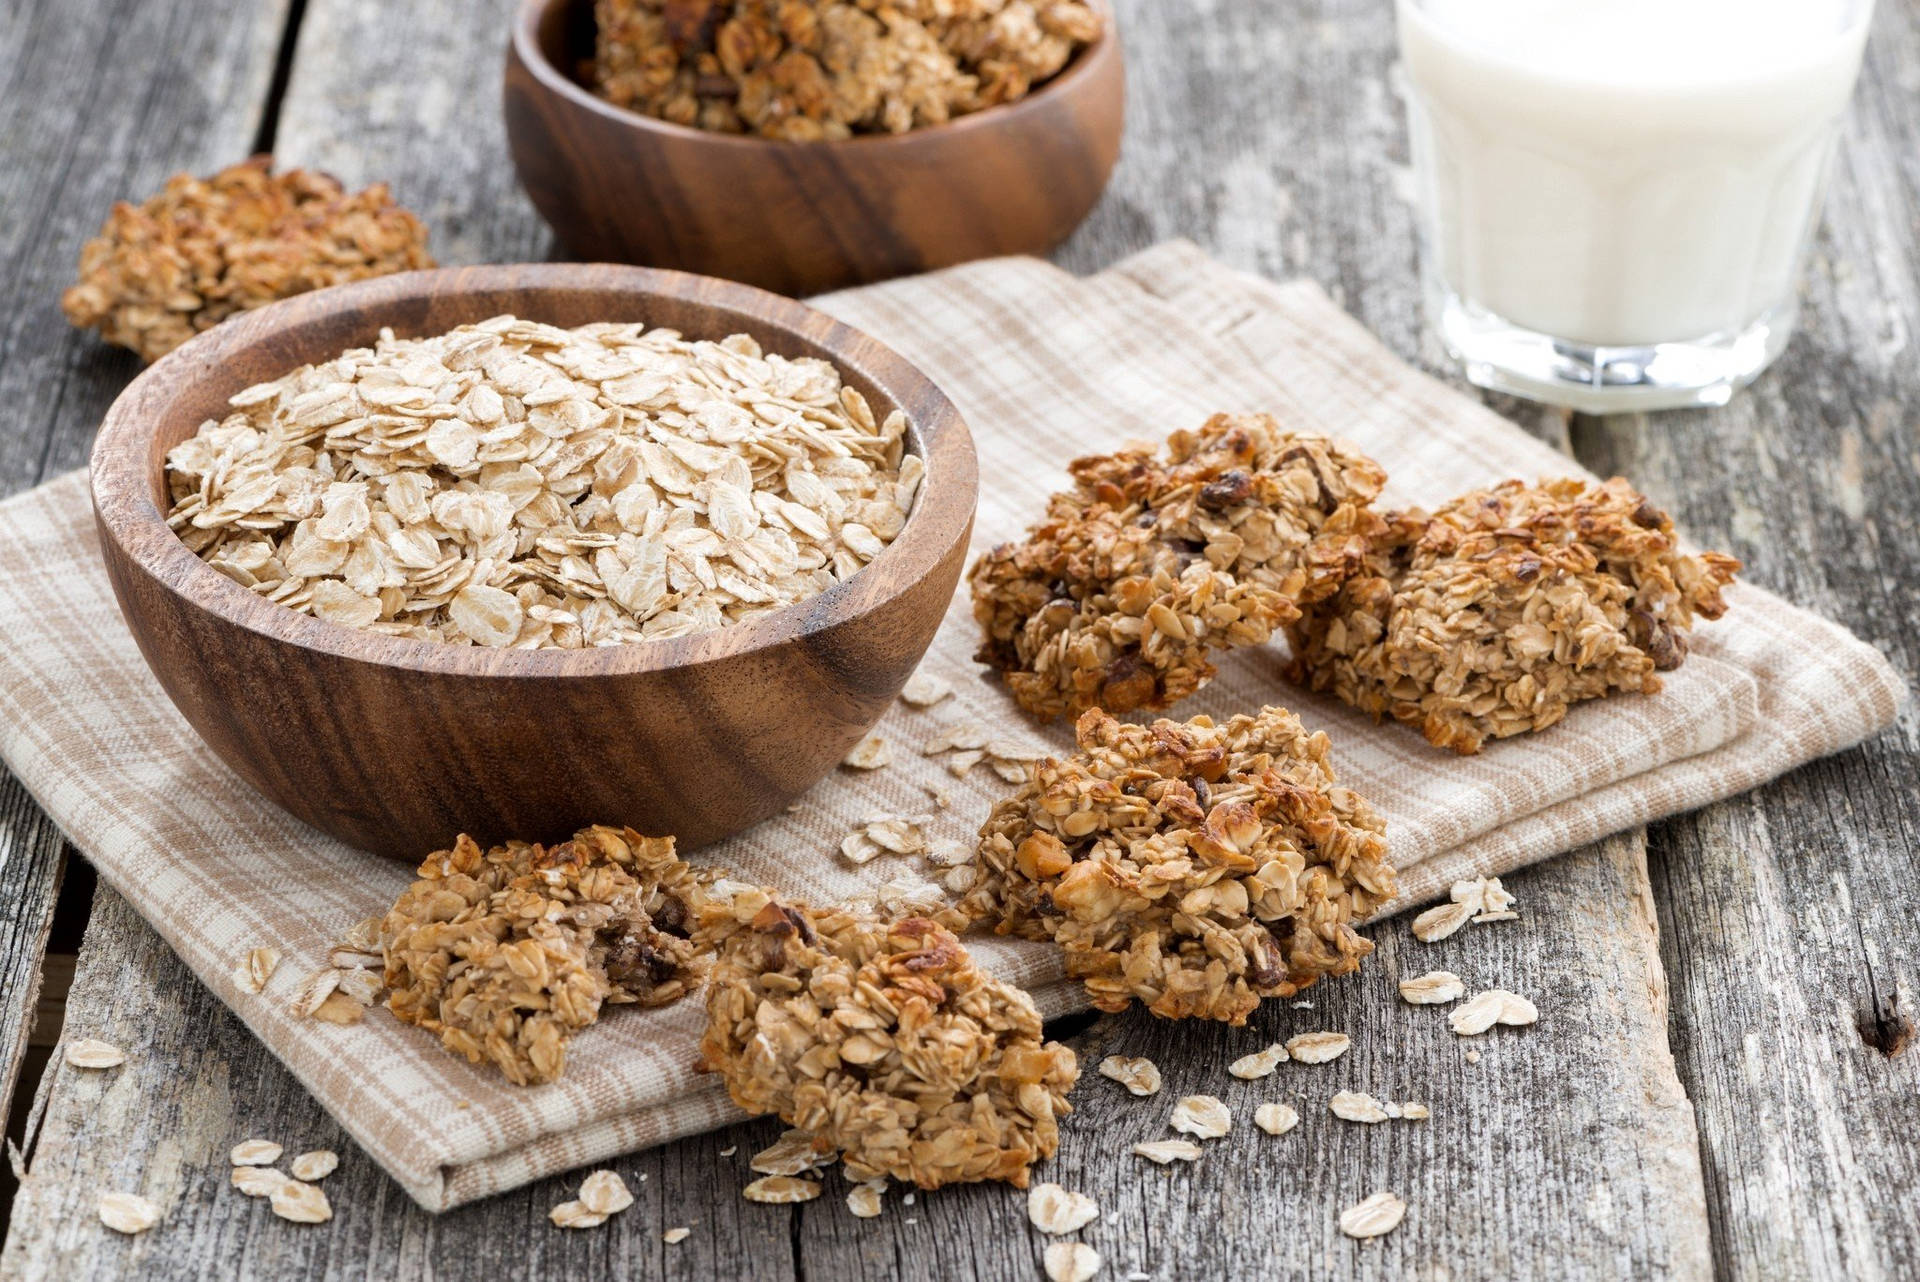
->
[948,706,1394,1024]
[1287,476,1741,754]
[971,413,1387,722]
[382,826,708,1085]
[61,157,432,363]
[698,889,1078,1187]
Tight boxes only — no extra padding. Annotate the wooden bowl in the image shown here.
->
[503,0,1126,296]
[90,265,977,861]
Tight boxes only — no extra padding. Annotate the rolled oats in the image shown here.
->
[843,735,892,770]
[1097,1055,1162,1097]
[231,1139,283,1167]
[971,414,1386,722]
[1289,477,1739,753]
[382,826,709,1085]
[847,1178,886,1218]
[1253,1102,1299,1136]
[1044,1241,1101,1282]
[270,1180,333,1224]
[900,671,953,706]
[751,1129,835,1177]
[1130,1139,1201,1165]
[698,890,1077,1189]
[1028,1183,1099,1234]
[1168,1094,1230,1140]
[580,1170,636,1216]
[290,1150,339,1182]
[742,1175,823,1203]
[234,946,282,994]
[1449,989,1539,1036]
[1410,901,1472,943]
[1329,1091,1425,1123]
[231,1167,292,1198]
[950,706,1393,1024]
[1398,971,1465,1005]
[1338,1191,1407,1240]
[1228,1044,1286,1080]
[664,1225,693,1242]
[1285,1032,1350,1064]
[97,1191,161,1235]
[550,1200,608,1228]
[64,1039,125,1070]
[62,157,432,363]
[592,0,1101,141]
[165,317,917,649]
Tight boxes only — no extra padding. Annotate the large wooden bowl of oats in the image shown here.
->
[90,264,977,861]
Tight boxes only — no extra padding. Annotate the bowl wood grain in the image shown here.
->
[503,0,1125,295]
[90,265,976,860]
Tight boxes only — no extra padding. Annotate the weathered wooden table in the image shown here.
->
[1,1,1915,1277]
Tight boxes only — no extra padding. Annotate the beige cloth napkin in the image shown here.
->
[0,242,1901,1211]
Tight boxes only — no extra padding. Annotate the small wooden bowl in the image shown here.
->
[90,265,977,861]
[503,0,1125,296]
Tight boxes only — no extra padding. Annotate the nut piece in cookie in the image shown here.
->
[697,890,1078,1188]
[382,825,708,1085]
[61,156,432,363]
[970,413,1386,722]
[1287,477,1741,754]
[949,706,1394,1023]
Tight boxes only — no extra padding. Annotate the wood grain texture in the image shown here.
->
[503,0,1126,296]
[91,265,977,859]
[0,0,290,1146]
[5,0,1919,1277]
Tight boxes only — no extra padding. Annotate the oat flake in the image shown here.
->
[1286,1032,1350,1064]
[1254,1103,1300,1136]
[1044,1241,1101,1282]
[742,1176,821,1204]
[97,1191,160,1234]
[1339,1191,1408,1240]
[1168,1095,1230,1140]
[64,1039,125,1070]
[1097,1055,1162,1097]
[290,1150,339,1182]
[1027,1183,1099,1235]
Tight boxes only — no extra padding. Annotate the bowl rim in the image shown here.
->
[511,0,1119,151]
[89,263,978,680]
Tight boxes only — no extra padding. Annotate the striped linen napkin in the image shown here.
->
[0,241,1900,1209]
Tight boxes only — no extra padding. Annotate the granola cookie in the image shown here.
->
[61,157,432,363]
[698,889,1078,1188]
[1287,476,1741,754]
[382,826,709,1085]
[971,413,1387,722]
[949,706,1394,1024]
[592,0,1098,139]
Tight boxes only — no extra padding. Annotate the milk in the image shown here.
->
[1399,0,1873,349]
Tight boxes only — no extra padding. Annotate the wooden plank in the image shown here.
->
[1560,1,1920,1276]
[0,0,292,1155]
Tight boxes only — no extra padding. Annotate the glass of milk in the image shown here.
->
[1398,0,1875,411]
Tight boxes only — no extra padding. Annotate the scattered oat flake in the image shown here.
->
[900,672,952,706]
[751,1129,832,1176]
[719,1145,737,1157]
[1474,909,1520,923]
[231,1166,291,1198]
[1449,989,1539,1036]
[1453,876,1516,916]
[234,946,282,994]
[311,991,366,1025]
[1339,1191,1408,1240]
[1329,1091,1393,1124]
[1400,1102,1431,1120]
[1286,1032,1350,1064]
[65,1039,125,1069]
[294,967,341,1017]
[1169,1095,1230,1139]
[843,735,891,770]
[1132,1139,1202,1164]
[231,1139,283,1167]
[664,1226,691,1243]
[1399,970,1466,1005]
[98,1191,160,1234]
[1044,1241,1101,1282]
[847,1179,885,1218]
[742,1176,821,1204]
[840,832,886,866]
[580,1170,634,1216]
[290,1150,339,1182]
[1411,901,1472,943]
[1229,1044,1286,1080]
[923,720,988,754]
[335,968,383,1007]
[944,748,986,777]
[1097,1055,1162,1097]
[1027,1183,1099,1235]
[1466,1049,1482,1064]
[1254,1102,1300,1136]
[549,1200,606,1229]
[270,1180,332,1224]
